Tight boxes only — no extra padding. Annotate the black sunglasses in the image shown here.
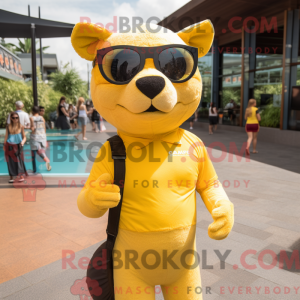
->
[94,45,198,85]
[11,116,19,120]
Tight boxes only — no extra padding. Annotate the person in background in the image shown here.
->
[73,104,78,128]
[245,99,261,155]
[74,97,91,140]
[189,107,199,130]
[3,112,27,183]
[39,106,50,129]
[55,96,70,130]
[235,104,241,126]
[231,100,237,124]
[99,115,106,132]
[68,104,77,130]
[89,106,96,132]
[208,102,218,134]
[91,106,101,132]
[225,99,234,124]
[7,100,30,128]
[224,99,234,110]
[30,106,51,173]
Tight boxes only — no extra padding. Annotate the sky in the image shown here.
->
[1,0,191,81]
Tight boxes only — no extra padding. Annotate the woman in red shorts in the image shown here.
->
[245,99,261,155]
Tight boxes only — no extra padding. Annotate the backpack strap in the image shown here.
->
[106,135,126,250]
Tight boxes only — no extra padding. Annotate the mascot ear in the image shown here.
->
[71,23,113,61]
[177,20,214,58]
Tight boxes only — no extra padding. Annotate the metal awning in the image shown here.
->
[0,9,74,38]
[0,9,74,106]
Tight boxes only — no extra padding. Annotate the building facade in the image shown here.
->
[0,46,59,82]
[0,44,23,81]
[17,53,59,81]
[160,0,300,131]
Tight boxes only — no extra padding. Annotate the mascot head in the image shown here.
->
[71,21,214,137]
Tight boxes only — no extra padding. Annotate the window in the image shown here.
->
[197,53,212,121]
[253,68,282,128]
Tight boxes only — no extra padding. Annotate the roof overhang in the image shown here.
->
[159,0,297,46]
[0,9,74,38]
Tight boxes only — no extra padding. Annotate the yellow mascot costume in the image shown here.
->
[72,20,234,300]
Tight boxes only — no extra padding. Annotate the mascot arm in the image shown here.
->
[196,146,234,240]
[77,187,108,218]
[77,142,121,218]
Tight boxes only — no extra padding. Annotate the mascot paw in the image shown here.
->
[208,200,234,240]
[85,173,121,210]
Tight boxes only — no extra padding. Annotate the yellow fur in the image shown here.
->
[177,20,214,57]
[113,226,202,300]
[71,20,234,299]
[71,22,210,136]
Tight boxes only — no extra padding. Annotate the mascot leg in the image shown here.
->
[114,267,155,299]
[161,266,202,300]
[114,226,202,299]
[114,229,155,299]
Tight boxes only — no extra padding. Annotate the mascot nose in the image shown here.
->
[136,76,165,99]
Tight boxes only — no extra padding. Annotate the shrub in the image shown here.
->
[0,65,88,127]
[222,87,241,108]
[0,78,32,127]
[0,78,64,126]
[260,104,280,128]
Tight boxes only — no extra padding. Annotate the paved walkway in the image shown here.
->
[184,122,300,174]
[1,121,300,299]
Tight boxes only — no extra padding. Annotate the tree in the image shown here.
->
[49,63,88,103]
[0,75,65,126]
[222,87,241,107]
[198,61,211,74]
[5,38,49,53]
